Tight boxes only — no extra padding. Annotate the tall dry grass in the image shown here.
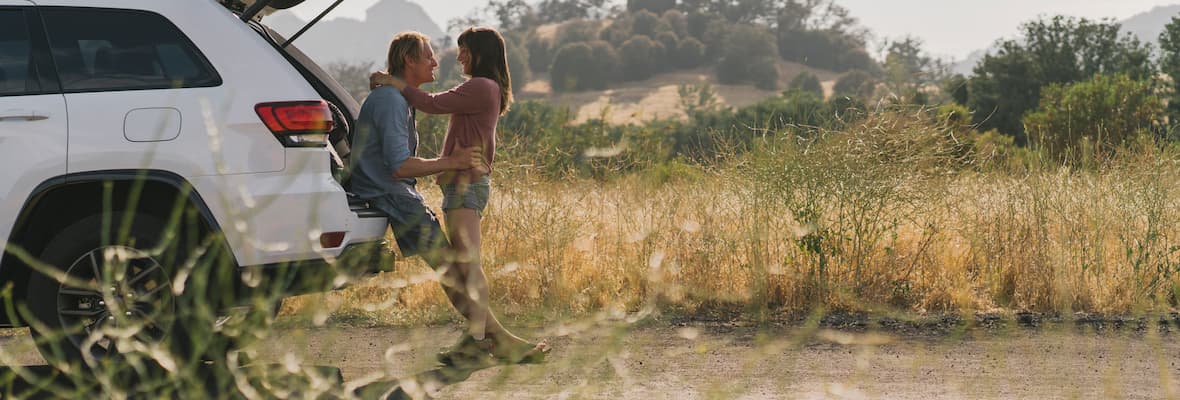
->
[282,108,1180,325]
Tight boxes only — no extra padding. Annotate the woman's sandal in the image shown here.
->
[499,341,550,365]
[436,337,551,367]
[435,335,487,367]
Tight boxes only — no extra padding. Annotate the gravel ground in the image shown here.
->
[2,316,1178,399]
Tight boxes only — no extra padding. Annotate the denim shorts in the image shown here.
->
[440,176,490,216]
[366,188,447,258]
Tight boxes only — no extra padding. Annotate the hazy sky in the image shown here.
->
[289,0,1180,60]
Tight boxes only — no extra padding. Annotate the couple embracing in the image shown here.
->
[349,27,547,367]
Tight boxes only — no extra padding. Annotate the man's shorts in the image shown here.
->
[367,189,447,258]
[440,176,490,216]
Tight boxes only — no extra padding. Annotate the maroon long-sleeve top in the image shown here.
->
[402,77,500,184]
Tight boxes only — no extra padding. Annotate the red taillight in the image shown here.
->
[254,100,334,147]
[319,231,347,248]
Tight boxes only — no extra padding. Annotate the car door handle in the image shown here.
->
[0,114,48,122]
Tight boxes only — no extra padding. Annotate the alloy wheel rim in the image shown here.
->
[55,246,175,356]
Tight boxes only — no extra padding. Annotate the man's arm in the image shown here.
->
[370,88,483,179]
[393,147,482,178]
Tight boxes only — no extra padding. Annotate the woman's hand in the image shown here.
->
[369,71,406,91]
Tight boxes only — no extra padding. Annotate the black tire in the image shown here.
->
[26,213,179,365]
[24,212,245,369]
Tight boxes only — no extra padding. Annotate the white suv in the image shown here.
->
[0,0,387,362]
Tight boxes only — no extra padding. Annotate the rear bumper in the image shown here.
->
[187,151,389,267]
[238,238,397,299]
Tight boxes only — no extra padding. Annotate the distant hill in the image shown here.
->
[951,4,1180,76]
[1122,4,1180,45]
[263,0,445,67]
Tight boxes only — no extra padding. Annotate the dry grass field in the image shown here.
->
[281,114,1180,327]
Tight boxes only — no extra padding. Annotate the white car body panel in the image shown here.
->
[1,0,387,272]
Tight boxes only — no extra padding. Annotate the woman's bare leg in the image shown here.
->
[444,208,530,346]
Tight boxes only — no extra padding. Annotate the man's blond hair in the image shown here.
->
[386,31,430,77]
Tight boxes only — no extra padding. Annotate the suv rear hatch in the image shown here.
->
[221,0,378,217]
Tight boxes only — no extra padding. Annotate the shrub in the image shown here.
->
[1023,74,1164,164]
[833,69,877,101]
[598,18,632,47]
[750,57,780,90]
[655,31,680,58]
[968,16,1155,143]
[630,10,664,38]
[525,32,554,73]
[620,35,660,81]
[661,9,688,36]
[676,37,707,69]
[788,71,824,98]
[778,29,877,72]
[556,19,601,46]
[714,25,779,87]
[505,36,531,89]
[548,40,620,91]
[685,11,721,40]
[627,0,676,14]
[942,74,969,105]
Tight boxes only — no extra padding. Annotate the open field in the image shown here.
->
[281,153,1180,328]
[516,61,841,125]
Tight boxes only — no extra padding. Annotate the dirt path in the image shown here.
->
[260,321,1179,399]
[2,321,1178,399]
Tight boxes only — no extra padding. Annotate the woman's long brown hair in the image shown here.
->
[458,27,513,115]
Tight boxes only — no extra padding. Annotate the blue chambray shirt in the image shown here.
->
[349,86,420,201]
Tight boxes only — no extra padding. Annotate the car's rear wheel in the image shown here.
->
[24,212,244,370]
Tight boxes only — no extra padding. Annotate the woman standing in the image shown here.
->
[371,27,546,365]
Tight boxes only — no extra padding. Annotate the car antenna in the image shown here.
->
[239,0,275,22]
[283,0,345,48]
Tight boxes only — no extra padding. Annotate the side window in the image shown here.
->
[41,8,221,92]
[0,9,37,96]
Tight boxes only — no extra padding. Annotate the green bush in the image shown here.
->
[968,16,1155,144]
[505,36,532,89]
[661,9,688,36]
[598,17,632,47]
[674,91,838,159]
[778,29,877,72]
[655,31,680,58]
[750,57,780,90]
[525,31,554,73]
[556,19,601,46]
[714,25,778,87]
[685,11,722,40]
[627,0,676,14]
[630,10,666,38]
[942,74,969,105]
[1023,74,1164,163]
[788,71,824,98]
[620,35,661,81]
[551,41,622,91]
[676,37,706,69]
[833,69,877,100]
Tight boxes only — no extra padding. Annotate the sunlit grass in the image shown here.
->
[284,111,1180,327]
